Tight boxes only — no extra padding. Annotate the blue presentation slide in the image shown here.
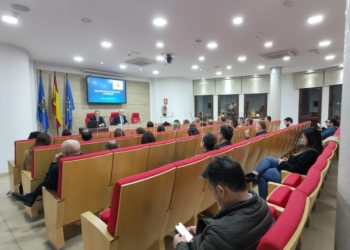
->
[87,77,126,104]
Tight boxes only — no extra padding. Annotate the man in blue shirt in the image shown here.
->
[321,118,337,140]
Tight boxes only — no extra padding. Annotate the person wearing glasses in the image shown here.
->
[320,118,337,140]
[218,125,234,148]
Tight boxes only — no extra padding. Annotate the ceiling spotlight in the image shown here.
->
[81,18,92,23]
[216,72,222,75]
[227,66,232,69]
[225,77,231,80]
[340,64,344,67]
[201,78,206,81]
[156,42,164,47]
[319,40,331,47]
[238,56,246,61]
[233,17,243,25]
[119,64,127,69]
[199,56,205,61]
[308,15,323,24]
[156,56,164,61]
[74,57,83,62]
[153,18,167,26]
[258,65,265,69]
[101,62,104,64]
[283,56,290,61]
[207,42,218,49]
[325,55,335,60]
[307,70,314,73]
[253,75,258,77]
[101,42,112,48]
[2,15,18,24]
[153,70,159,74]
[139,69,142,71]
[265,42,273,47]
[192,65,199,69]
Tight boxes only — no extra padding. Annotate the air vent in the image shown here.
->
[259,48,299,60]
[283,0,295,8]
[125,57,157,67]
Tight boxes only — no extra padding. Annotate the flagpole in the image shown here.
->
[54,71,59,136]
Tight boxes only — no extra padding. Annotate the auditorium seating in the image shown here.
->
[85,112,95,127]
[130,112,141,124]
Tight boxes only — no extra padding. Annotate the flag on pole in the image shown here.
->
[65,76,75,130]
[52,74,62,129]
[37,74,49,132]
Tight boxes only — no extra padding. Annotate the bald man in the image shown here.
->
[111,109,128,125]
[11,140,81,207]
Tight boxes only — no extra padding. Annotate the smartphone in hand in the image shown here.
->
[175,223,193,242]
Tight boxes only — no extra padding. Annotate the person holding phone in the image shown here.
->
[173,156,274,250]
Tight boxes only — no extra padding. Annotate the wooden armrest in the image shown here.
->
[267,182,295,196]
[81,211,117,250]
[43,187,62,202]
[267,203,285,218]
[21,170,34,181]
[8,160,15,168]
[281,170,292,182]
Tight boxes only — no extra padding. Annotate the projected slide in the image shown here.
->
[87,77,127,104]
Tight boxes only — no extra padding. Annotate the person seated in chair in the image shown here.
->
[264,116,271,122]
[173,156,274,250]
[28,131,41,139]
[111,109,128,125]
[11,140,81,207]
[90,110,106,127]
[141,131,156,144]
[320,117,338,140]
[284,117,293,127]
[200,133,219,154]
[157,125,165,132]
[105,140,119,150]
[147,121,154,128]
[245,120,267,139]
[136,127,146,134]
[61,129,72,136]
[23,133,51,171]
[81,129,93,141]
[218,125,234,148]
[188,127,200,136]
[114,128,125,137]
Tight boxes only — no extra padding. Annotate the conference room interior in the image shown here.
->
[0,0,349,249]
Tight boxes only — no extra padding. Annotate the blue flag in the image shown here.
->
[36,75,49,132]
[65,77,75,130]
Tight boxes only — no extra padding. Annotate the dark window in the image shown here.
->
[244,94,267,118]
[194,95,213,120]
[299,87,322,128]
[329,85,342,119]
[218,95,239,119]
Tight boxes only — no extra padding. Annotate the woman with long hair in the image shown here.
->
[201,133,219,153]
[23,133,51,171]
[246,127,323,199]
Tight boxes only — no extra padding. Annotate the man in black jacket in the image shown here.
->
[90,110,106,127]
[218,125,234,148]
[11,140,81,207]
[173,156,274,250]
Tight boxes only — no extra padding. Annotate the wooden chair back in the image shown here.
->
[115,135,139,148]
[173,136,197,162]
[32,145,62,181]
[146,140,176,171]
[232,141,250,173]
[15,139,35,168]
[54,135,82,144]
[157,131,176,141]
[244,138,262,174]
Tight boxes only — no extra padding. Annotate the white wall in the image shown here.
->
[280,73,299,128]
[0,43,37,174]
[321,86,330,125]
[150,78,194,124]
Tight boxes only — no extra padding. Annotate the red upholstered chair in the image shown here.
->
[257,191,310,250]
[109,112,119,125]
[130,112,141,124]
[85,113,95,127]
[81,164,176,250]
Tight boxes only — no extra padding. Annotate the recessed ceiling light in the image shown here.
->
[2,15,18,24]
[265,42,273,47]
[101,62,104,64]
[225,77,231,80]
[283,56,290,61]
[156,56,164,61]
[11,4,30,12]
[307,70,314,73]
[216,72,222,75]
[340,64,344,67]
[139,69,142,71]
[74,57,83,62]
[153,18,167,26]
[199,56,205,61]
[153,70,159,74]
[119,64,127,69]
[308,15,323,24]
[207,42,217,49]
[319,40,331,47]
[192,65,199,69]
[156,42,164,48]
[253,75,258,77]
[258,65,265,69]
[233,17,243,25]
[81,18,92,23]
[325,55,335,60]
[238,56,246,61]
[227,66,232,69]
[101,42,112,48]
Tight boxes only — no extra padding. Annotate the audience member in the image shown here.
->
[12,140,81,207]
[321,117,337,139]
[28,131,41,139]
[245,120,267,139]
[157,126,165,132]
[61,129,72,136]
[105,140,119,150]
[111,109,128,125]
[189,123,197,128]
[81,129,93,141]
[264,116,271,122]
[141,131,156,144]
[173,156,274,250]
[183,119,190,125]
[163,121,171,126]
[207,119,213,125]
[246,127,322,199]
[231,118,238,128]
[136,127,146,135]
[201,133,219,153]
[194,117,200,123]
[173,122,180,130]
[238,117,245,127]
[218,126,234,148]
[23,133,51,171]
[147,121,154,127]
[174,119,180,124]
[90,109,105,127]
[284,117,293,127]
[114,128,125,137]
[221,116,227,125]
[188,127,200,136]
[245,118,253,126]
[200,121,207,127]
